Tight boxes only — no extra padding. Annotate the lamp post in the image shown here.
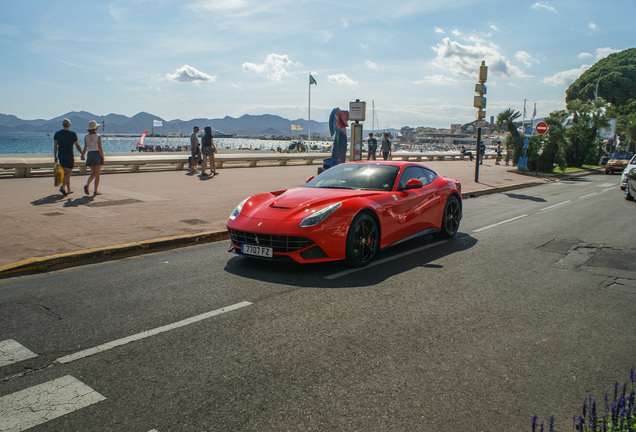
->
[474,61,488,182]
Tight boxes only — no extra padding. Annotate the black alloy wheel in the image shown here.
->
[438,195,461,238]
[345,213,379,267]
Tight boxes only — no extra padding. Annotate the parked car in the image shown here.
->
[227,161,462,267]
[620,153,636,190]
[606,151,633,174]
[625,168,636,201]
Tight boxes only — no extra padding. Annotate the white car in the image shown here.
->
[621,153,636,190]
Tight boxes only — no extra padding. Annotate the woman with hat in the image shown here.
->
[81,120,105,196]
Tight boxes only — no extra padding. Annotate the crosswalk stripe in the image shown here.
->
[0,340,38,368]
[0,375,106,432]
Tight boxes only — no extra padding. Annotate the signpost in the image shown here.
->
[535,121,548,135]
[474,61,487,182]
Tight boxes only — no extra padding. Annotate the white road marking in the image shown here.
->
[539,200,572,212]
[579,192,598,199]
[55,301,253,364]
[602,187,615,193]
[325,239,448,280]
[0,375,105,432]
[0,340,37,368]
[472,214,528,233]
[597,183,616,188]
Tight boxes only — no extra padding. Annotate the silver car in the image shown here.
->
[621,153,636,190]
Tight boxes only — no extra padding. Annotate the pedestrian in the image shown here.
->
[479,141,485,165]
[505,145,511,166]
[82,120,105,196]
[367,133,377,160]
[200,126,218,177]
[495,141,502,165]
[189,125,201,172]
[381,133,391,161]
[53,118,82,196]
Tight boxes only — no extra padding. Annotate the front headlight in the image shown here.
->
[299,202,342,227]
[229,198,249,220]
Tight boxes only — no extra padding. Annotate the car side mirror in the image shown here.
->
[306,175,315,183]
[403,178,423,190]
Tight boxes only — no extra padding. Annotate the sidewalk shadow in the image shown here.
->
[63,196,95,207]
[30,194,67,206]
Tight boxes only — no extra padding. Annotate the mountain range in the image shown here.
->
[0,111,335,137]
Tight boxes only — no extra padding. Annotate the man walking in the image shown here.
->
[54,118,82,196]
[189,125,201,172]
[367,133,377,160]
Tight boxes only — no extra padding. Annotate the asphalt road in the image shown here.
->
[1,173,635,432]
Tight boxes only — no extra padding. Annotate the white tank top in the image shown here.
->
[85,134,100,152]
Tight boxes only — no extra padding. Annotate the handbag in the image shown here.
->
[54,163,64,186]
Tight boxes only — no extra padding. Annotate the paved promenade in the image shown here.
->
[0,158,573,277]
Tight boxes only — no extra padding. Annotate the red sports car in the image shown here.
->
[226,161,462,267]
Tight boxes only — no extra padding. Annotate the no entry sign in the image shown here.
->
[535,121,548,135]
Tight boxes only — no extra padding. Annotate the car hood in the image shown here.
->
[242,187,381,220]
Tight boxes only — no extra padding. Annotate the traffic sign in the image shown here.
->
[535,121,548,135]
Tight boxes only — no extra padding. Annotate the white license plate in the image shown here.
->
[241,244,273,258]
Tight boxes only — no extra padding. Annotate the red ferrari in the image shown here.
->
[226,161,462,267]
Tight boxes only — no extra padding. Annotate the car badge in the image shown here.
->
[392,195,398,201]
[254,235,260,244]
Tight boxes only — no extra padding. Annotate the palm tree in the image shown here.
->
[618,113,636,152]
[496,108,522,138]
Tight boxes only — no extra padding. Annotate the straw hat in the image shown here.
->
[87,120,99,131]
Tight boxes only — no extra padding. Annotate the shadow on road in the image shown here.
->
[223,233,478,289]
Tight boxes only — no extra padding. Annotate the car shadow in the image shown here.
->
[223,233,477,289]
[504,193,547,202]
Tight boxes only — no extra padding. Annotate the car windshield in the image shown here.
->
[611,152,633,159]
[305,163,400,191]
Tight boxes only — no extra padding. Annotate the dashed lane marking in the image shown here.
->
[0,375,105,432]
[472,214,528,233]
[0,340,37,368]
[539,200,572,212]
[54,301,253,365]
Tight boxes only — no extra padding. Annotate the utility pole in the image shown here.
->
[474,60,488,182]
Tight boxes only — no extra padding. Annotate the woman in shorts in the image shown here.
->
[200,126,218,177]
[82,120,105,196]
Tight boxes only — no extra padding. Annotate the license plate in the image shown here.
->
[241,244,273,258]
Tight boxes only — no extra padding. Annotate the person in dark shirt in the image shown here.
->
[54,118,83,196]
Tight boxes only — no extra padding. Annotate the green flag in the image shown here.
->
[309,74,317,86]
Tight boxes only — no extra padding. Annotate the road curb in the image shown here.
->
[0,230,230,279]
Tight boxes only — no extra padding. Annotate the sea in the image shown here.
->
[0,132,326,155]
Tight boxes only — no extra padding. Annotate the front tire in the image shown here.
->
[626,185,635,201]
[345,213,379,267]
[438,195,461,238]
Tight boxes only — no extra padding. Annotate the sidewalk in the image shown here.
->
[0,159,575,277]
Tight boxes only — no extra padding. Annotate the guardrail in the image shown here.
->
[0,151,496,177]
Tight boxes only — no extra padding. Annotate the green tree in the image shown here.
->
[566,48,636,115]
[564,99,609,167]
[537,110,568,172]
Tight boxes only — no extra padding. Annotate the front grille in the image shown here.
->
[229,229,314,253]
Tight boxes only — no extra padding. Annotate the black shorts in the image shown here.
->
[58,154,74,169]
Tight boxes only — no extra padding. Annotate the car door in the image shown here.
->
[382,166,440,242]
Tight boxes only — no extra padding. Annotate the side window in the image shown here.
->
[421,168,437,186]
[398,166,425,189]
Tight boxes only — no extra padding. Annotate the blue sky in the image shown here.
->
[0,0,633,128]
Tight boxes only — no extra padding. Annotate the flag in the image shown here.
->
[153,120,163,127]
[531,103,536,121]
[309,74,317,86]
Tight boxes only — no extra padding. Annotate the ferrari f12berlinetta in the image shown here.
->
[227,161,462,267]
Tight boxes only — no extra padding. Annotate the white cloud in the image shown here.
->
[366,60,378,70]
[414,75,457,85]
[166,65,216,82]
[531,2,557,13]
[434,26,445,34]
[543,64,591,86]
[588,22,597,31]
[515,51,536,67]
[431,37,527,79]
[327,73,358,86]
[342,18,350,29]
[489,24,499,32]
[242,53,294,81]
[451,29,461,37]
[578,52,593,59]
[595,47,620,59]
